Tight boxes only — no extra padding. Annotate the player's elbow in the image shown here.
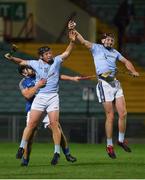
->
[20,60,27,66]
[83,41,91,49]
[25,95,31,100]
[23,93,32,100]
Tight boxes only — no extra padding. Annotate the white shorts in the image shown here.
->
[96,79,124,103]
[31,93,59,112]
[26,111,50,128]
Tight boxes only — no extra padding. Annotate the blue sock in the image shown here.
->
[62,147,70,155]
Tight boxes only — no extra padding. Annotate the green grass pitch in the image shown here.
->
[0,143,145,179]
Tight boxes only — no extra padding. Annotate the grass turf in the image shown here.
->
[0,143,145,179]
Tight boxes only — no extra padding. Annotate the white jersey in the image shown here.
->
[90,43,124,77]
[27,55,62,94]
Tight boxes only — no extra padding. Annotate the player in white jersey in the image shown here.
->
[18,65,80,166]
[68,21,139,159]
[4,30,77,165]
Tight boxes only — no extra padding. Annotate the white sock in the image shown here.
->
[54,144,60,154]
[20,139,28,148]
[119,132,125,143]
[107,138,113,147]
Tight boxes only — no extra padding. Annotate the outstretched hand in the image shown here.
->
[37,79,47,88]
[68,20,76,30]
[130,71,139,77]
[4,53,12,60]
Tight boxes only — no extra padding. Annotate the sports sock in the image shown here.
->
[20,139,28,148]
[54,144,60,154]
[62,147,70,155]
[107,138,113,147]
[118,132,125,143]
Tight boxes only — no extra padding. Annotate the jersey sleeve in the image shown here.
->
[90,43,100,55]
[19,78,34,91]
[54,55,63,67]
[27,60,38,69]
[19,79,27,90]
[116,50,124,61]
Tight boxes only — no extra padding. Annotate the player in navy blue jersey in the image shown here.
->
[18,65,81,166]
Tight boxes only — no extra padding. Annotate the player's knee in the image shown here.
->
[50,119,59,128]
[27,121,37,129]
[119,110,127,120]
[106,112,114,122]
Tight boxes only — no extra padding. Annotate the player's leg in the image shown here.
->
[16,109,43,159]
[115,96,131,152]
[21,128,37,166]
[48,110,61,165]
[96,80,116,159]
[46,93,61,165]
[102,101,116,159]
[58,123,77,162]
[17,93,49,160]
[20,111,37,166]
[43,114,76,163]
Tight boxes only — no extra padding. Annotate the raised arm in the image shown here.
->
[68,20,93,49]
[120,57,139,77]
[60,30,76,60]
[4,53,27,65]
[21,79,47,99]
[76,30,93,49]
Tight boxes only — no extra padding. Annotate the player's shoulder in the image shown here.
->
[92,43,103,49]
[54,55,61,60]
[19,78,26,90]
[54,55,62,63]
[92,43,102,47]
[20,77,34,88]
[28,58,39,62]
[27,59,40,66]
[112,48,120,54]
[19,78,26,85]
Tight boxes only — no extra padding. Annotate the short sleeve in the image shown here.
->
[54,55,63,67]
[116,50,124,61]
[90,43,100,55]
[27,60,38,69]
[19,78,34,91]
[19,79,26,90]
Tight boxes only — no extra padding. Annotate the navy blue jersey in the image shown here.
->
[19,77,36,112]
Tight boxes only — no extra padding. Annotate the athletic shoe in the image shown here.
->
[106,145,116,159]
[117,140,131,152]
[51,153,60,165]
[65,154,77,162]
[16,147,24,159]
[21,157,29,166]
